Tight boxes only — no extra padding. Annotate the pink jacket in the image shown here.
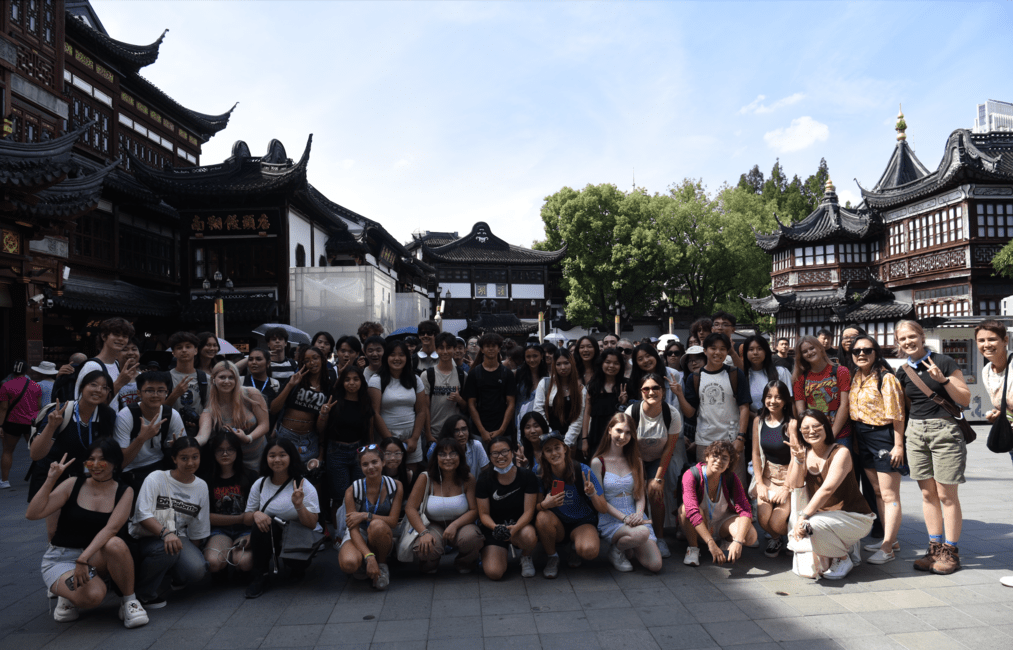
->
[681,462,751,528]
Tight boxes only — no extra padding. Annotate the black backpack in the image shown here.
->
[169,369,209,404]
[629,400,672,430]
[426,366,467,395]
[53,357,115,402]
[692,364,740,397]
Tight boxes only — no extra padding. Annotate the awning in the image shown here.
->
[50,276,178,317]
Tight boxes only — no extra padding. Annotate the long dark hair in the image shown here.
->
[258,438,307,481]
[742,335,779,383]
[850,335,893,389]
[796,408,836,449]
[334,364,372,422]
[380,437,411,487]
[587,348,626,397]
[573,336,599,382]
[628,343,666,398]
[298,346,326,385]
[204,429,252,494]
[519,411,549,470]
[516,344,547,398]
[549,348,582,424]
[427,437,471,487]
[380,340,416,391]
[758,380,794,423]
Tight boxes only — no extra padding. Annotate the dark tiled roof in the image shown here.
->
[126,73,236,140]
[872,140,931,192]
[755,185,878,252]
[421,222,566,266]
[742,288,847,315]
[832,300,913,323]
[50,276,178,317]
[130,136,311,198]
[0,121,95,190]
[65,11,165,73]
[466,312,539,336]
[859,129,1013,209]
[15,159,121,219]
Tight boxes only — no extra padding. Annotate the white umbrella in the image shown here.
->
[543,332,567,343]
[218,338,241,355]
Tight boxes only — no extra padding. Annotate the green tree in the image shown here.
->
[538,184,666,329]
[802,157,831,213]
[992,240,1013,278]
[737,164,764,194]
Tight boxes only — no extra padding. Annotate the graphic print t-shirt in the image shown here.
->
[130,470,210,540]
[475,467,540,526]
[169,368,204,429]
[793,364,851,438]
[284,382,328,417]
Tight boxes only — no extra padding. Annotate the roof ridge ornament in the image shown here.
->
[896,104,907,141]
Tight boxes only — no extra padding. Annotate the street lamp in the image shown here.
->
[204,270,233,340]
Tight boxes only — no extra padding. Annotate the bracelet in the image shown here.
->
[793,456,804,465]
[364,552,375,559]
[941,378,951,386]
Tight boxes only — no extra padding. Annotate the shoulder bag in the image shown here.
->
[2,376,32,427]
[396,471,431,562]
[987,355,1013,454]
[901,365,975,443]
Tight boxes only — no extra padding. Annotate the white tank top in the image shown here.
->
[424,493,469,522]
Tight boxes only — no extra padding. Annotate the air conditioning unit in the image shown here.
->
[1002,295,1013,316]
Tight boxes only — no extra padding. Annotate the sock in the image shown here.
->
[945,540,958,548]
[121,593,136,604]
[548,553,558,558]
[929,534,943,544]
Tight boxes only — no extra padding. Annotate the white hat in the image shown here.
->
[31,361,59,375]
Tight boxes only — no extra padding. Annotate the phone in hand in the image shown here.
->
[550,480,565,497]
[65,565,97,591]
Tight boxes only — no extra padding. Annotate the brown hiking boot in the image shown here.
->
[932,543,961,575]
[914,542,942,572]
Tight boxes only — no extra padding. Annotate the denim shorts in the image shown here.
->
[276,423,320,464]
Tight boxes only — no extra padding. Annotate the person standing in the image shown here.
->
[792,335,852,447]
[773,337,794,372]
[75,317,138,402]
[164,332,209,439]
[0,360,41,489]
[117,371,185,492]
[265,328,299,382]
[421,333,467,445]
[362,336,386,383]
[894,320,970,575]
[464,333,517,443]
[369,341,428,468]
[414,320,441,375]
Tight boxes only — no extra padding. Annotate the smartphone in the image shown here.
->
[550,480,565,497]
[65,565,97,591]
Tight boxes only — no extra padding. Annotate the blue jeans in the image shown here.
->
[327,443,364,502]
[276,423,320,464]
[135,535,208,602]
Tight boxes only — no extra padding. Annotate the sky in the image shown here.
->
[92,0,1013,249]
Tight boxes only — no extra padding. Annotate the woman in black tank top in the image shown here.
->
[750,380,795,558]
[26,438,148,628]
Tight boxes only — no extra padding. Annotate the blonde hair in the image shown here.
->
[894,319,924,342]
[208,360,255,432]
[791,335,831,385]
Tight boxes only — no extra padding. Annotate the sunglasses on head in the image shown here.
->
[358,444,379,454]
[540,431,566,445]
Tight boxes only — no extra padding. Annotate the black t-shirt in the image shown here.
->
[208,469,256,517]
[284,382,328,417]
[326,399,372,445]
[463,363,517,434]
[46,403,118,479]
[773,356,794,372]
[474,467,539,527]
[895,352,960,421]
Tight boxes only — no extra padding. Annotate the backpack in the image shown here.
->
[692,365,740,397]
[351,476,397,512]
[426,366,466,396]
[127,403,176,468]
[169,369,209,404]
[53,357,114,402]
[630,400,672,430]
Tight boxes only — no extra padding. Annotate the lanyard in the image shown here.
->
[74,402,95,451]
[365,481,383,515]
[251,377,268,393]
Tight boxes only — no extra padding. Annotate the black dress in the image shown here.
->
[586,378,627,454]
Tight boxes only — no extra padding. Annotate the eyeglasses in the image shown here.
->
[358,444,379,454]
[489,450,513,459]
[851,348,874,357]
[384,451,403,458]
[419,332,435,338]
[142,388,168,396]
[454,426,470,435]
[215,448,237,456]
[642,385,663,393]
[437,452,458,459]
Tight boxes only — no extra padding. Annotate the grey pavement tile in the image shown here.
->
[367,642,426,650]
[478,577,527,599]
[966,582,1013,602]
[533,611,590,634]
[596,628,663,650]
[941,626,1013,647]
[578,589,632,610]
[0,634,60,650]
[856,610,928,635]
[904,585,994,606]
[316,622,378,646]
[482,634,539,650]
[586,607,645,631]
[540,630,602,650]
[36,631,112,650]
[425,615,483,639]
[524,577,575,596]
[827,592,897,613]
[479,595,531,615]
[732,597,804,620]
[527,591,582,613]
[371,619,429,643]
[798,613,884,639]
[906,605,987,629]
[714,580,781,601]
[621,587,675,608]
[871,589,947,609]
[702,620,774,646]
[481,613,535,637]
[888,630,971,650]
[783,595,850,616]
[636,603,694,628]
[834,637,907,650]
[431,582,480,602]
[425,638,484,650]
[664,581,729,604]
[682,600,749,624]
[278,602,339,626]
[755,616,832,642]
[326,601,386,625]
[377,593,432,621]
[648,623,718,650]
[778,641,845,650]
[313,645,369,650]
[951,601,1013,624]
[204,625,272,650]
[428,598,481,619]
[260,624,325,648]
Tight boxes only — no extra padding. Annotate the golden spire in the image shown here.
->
[825,178,836,194]
[896,104,907,141]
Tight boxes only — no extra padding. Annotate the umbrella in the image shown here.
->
[543,332,567,343]
[387,326,418,339]
[252,323,311,345]
[218,338,241,355]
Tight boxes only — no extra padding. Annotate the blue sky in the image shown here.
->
[93,1,1013,249]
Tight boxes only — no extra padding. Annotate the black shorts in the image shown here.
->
[482,527,513,549]
[560,516,598,540]
[855,422,909,476]
[2,422,30,438]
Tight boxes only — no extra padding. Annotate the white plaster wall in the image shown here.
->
[288,209,312,267]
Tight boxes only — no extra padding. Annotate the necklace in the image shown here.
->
[91,475,114,483]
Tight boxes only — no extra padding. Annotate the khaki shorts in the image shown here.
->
[905,417,966,485]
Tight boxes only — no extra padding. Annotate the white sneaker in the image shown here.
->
[864,540,900,552]
[823,555,854,580]
[609,545,633,572]
[1000,576,1013,588]
[119,599,149,629]
[567,543,582,568]
[867,549,896,565]
[373,564,390,590]
[683,546,701,567]
[0,479,11,489]
[849,542,862,565]
[543,555,560,579]
[656,538,672,558]
[520,555,536,578]
[53,597,78,622]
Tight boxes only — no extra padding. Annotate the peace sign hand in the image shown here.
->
[139,418,167,442]
[288,367,306,389]
[47,453,74,481]
[923,357,947,383]
[48,400,64,429]
[320,396,336,416]
[291,478,306,510]
[618,385,628,404]
[582,468,597,497]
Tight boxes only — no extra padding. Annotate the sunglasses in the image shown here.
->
[851,348,875,357]
[619,348,633,355]
[84,459,111,469]
[642,385,663,393]
[215,448,237,456]
[358,444,379,454]
[666,351,681,357]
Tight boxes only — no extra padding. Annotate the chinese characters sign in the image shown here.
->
[186,209,279,236]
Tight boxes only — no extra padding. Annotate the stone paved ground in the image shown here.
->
[2,424,1012,650]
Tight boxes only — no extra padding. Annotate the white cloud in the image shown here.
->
[739,92,805,115]
[837,188,861,207]
[342,159,355,170]
[763,116,830,153]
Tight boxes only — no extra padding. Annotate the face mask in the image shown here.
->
[493,463,514,475]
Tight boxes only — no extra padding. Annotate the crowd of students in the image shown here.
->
[1,311,1010,630]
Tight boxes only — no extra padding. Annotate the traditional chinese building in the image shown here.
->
[130,137,432,345]
[0,0,234,365]
[407,222,567,340]
[746,107,1013,363]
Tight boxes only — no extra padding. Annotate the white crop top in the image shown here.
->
[424,493,469,522]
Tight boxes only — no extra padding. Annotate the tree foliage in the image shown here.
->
[992,240,1013,279]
